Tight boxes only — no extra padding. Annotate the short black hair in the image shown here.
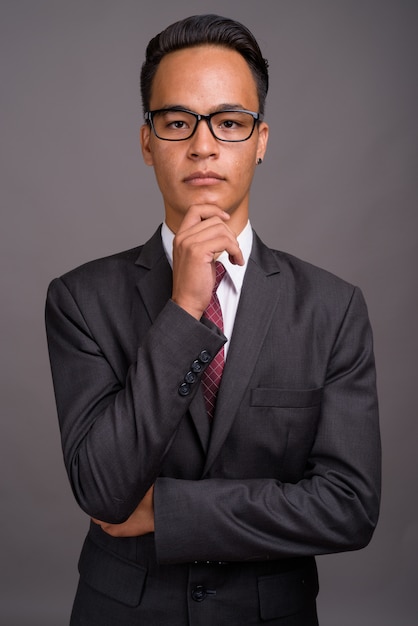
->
[140,14,269,117]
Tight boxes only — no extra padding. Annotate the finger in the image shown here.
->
[178,204,230,232]
[176,228,242,267]
[176,215,237,247]
[228,249,245,266]
[192,222,244,261]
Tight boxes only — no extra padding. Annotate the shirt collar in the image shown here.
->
[161,220,252,293]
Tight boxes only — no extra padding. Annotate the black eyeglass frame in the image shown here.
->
[145,107,261,142]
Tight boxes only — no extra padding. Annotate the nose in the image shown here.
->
[187,118,219,159]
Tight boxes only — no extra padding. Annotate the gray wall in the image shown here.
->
[1,1,417,624]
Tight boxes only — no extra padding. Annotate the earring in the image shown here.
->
[256,158,263,165]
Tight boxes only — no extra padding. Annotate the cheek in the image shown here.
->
[152,151,179,187]
[233,153,256,184]
[234,141,258,171]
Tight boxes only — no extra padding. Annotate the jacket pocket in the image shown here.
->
[258,561,319,620]
[251,387,323,408]
[78,535,147,607]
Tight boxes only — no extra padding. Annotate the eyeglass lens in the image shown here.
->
[151,110,256,141]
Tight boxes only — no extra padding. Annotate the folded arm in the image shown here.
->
[152,286,381,562]
[87,286,381,560]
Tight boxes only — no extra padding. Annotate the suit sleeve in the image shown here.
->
[45,276,225,523]
[153,286,381,562]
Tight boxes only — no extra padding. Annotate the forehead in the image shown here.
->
[150,45,259,111]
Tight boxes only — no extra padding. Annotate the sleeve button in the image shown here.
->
[184,371,197,384]
[199,350,211,364]
[178,382,191,396]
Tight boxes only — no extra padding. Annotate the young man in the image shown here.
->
[46,14,381,626]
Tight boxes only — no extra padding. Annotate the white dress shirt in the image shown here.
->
[161,220,253,358]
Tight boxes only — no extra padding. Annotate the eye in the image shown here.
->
[168,119,189,129]
[213,111,252,132]
[161,111,193,130]
[218,117,241,129]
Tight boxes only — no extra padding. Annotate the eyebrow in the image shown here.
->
[155,103,248,113]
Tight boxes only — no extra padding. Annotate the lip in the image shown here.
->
[183,171,225,186]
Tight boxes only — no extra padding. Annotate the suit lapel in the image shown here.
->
[203,232,282,475]
[135,227,211,452]
[135,227,173,323]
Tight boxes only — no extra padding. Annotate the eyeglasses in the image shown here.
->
[145,108,261,142]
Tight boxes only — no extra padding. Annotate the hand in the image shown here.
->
[172,205,244,319]
[91,485,155,537]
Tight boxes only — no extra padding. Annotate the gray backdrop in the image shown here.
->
[1,1,417,624]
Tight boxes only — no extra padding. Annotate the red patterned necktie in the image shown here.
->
[201,261,226,419]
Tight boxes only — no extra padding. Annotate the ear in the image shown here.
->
[256,121,269,163]
[140,124,154,166]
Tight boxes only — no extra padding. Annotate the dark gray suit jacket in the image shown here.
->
[45,227,381,625]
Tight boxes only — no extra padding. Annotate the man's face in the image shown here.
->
[141,45,268,233]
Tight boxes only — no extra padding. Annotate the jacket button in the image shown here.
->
[191,585,207,602]
[178,382,191,396]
